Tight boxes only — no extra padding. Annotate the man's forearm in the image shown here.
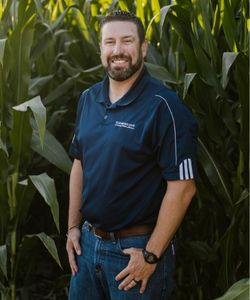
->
[145,179,196,258]
[68,159,84,229]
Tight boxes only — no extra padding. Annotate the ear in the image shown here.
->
[141,40,148,59]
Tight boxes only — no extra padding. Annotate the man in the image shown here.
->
[66,10,198,300]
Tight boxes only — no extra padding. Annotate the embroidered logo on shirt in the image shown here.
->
[114,121,135,130]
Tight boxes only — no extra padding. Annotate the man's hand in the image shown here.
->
[115,248,157,294]
[66,227,81,276]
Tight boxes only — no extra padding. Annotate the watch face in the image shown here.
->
[148,255,155,263]
[143,249,159,264]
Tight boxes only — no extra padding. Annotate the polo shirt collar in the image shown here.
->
[97,66,150,107]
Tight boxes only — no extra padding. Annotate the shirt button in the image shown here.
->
[104,115,108,119]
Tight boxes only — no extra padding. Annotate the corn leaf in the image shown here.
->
[73,8,91,42]
[234,54,249,182]
[214,278,249,300]
[28,75,54,97]
[31,5,77,60]
[24,233,62,268]
[118,0,128,11]
[194,0,218,66]
[0,136,8,158]
[221,52,239,88]
[211,4,222,37]
[10,110,32,169]
[0,62,4,121]
[145,62,176,83]
[198,138,233,207]
[151,0,161,23]
[136,0,145,26]
[0,244,7,278]
[15,180,36,227]
[0,183,8,236]
[29,173,60,233]
[159,5,175,38]
[0,38,6,64]
[8,4,36,104]
[219,0,238,52]
[190,35,221,90]
[13,96,46,148]
[183,73,196,99]
[43,74,81,105]
[31,128,72,174]
[167,6,192,48]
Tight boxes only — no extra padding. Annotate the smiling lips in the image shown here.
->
[110,55,130,66]
[112,59,127,64]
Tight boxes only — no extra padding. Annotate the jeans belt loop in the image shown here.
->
[109,232,116,243]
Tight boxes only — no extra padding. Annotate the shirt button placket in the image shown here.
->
[104,105,111,122]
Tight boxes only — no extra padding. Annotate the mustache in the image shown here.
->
[108,54,131,61]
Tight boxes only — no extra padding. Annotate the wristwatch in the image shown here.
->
[142,248,161,264]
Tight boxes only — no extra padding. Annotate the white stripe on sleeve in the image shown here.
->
[188,158,194,178]
[184,159,189,179]
[179,158,194,180]
[179,162,184,180]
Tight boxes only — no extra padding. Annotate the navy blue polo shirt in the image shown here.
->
[69,67,198,231]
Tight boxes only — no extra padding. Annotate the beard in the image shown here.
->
[103,52,144,81]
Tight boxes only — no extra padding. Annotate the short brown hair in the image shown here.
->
[100,10,145,45]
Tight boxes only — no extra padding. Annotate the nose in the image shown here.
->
[112,41,123,55]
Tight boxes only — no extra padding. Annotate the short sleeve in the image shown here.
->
[68,91,87,159]
[69,134,81,159]
[153,93,198,181]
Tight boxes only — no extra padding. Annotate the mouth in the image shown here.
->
[110,56,129,65]
[112,59,127,64]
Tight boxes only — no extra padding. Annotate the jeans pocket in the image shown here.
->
[117,234,150,255]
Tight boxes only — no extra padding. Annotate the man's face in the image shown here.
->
[100,21,147,81]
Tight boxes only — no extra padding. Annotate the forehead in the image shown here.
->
[101,21,139,40]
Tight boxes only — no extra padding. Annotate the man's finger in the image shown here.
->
[124,279,137,291]
[72,239,81,255]
[69,259,78,275]
[118,274,134,290]
[115,267,129,281]
[68,248,78,275]
[70,264,77,276]
[66,239,80,275]
[140,279,148,294]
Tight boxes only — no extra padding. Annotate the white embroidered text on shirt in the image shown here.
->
[114,121,135,130]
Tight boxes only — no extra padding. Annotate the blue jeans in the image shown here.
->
[69,222,175,300]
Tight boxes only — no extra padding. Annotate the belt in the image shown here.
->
[88,223,154,239]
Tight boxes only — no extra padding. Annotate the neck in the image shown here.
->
[108,65,143,103]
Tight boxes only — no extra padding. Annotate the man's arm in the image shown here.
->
[66,159,84,275]
[115,179,196,293]
[145,179,196,257]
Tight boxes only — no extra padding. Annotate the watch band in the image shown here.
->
[142,248,161,264]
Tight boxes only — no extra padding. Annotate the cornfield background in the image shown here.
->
[0,0,249,299]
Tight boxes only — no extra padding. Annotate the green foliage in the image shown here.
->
[0,0,248,299]
[214,278,249,300]
[0,1,70,299]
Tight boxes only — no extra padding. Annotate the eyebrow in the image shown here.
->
[122,36,135,40]
[103,35,136,41]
